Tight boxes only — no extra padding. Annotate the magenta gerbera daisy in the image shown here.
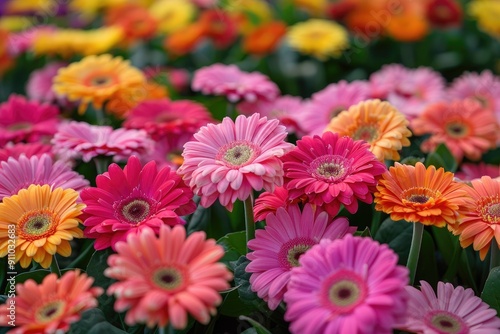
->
[52,121,154,163]
[124,98,215,141]
[0,94,60,146]
[284,235,409,334]
[282,131,387,217]
[247,204,354,310]
[298,80,370,136]
[0,154,89,201]
[0,142,53,162]
[177,113,294,211]
[81,155,196,250]
[191,64,280,103]
[397,280,500,333]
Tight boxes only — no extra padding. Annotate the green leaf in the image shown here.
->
[88,322,128,334]
[425,144,457,172]
[415,230,439,287]
[354,227,371,237]
[425,152,446,170]
[239,316,272,334]
[431,226,458,266]
[374,217,413,266]
[481,267,500,314]
[217,231,247,267]
[219,290,254,317]
[69,309,107,334]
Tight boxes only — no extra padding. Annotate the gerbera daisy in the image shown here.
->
[7,25,56,55]
[369,64,410,100]
[253,186,293,222]
[282,132,387,217]
[448,70,500,120]
[0,271,103,333]
[374,162,470,227]
[325,99,412,161]
[105,225,233,329]
[287,19,349,60]
[164,22,206,56]
[81,155,196,251]
[124,98,215,141]
[26,61,67,104]
[0,154,89,201]
[52,54,146,114]
[52,121,154,163]
[455,162,500,182]
[411,99,498,163]
[0,142,53,162]
[149,0,195,34]
[451,176,500,260]
[468,0,500,38]
[247,204,354,310]
[198,9,238,49]
[0,184,84,268]
[284,235,409,334]
[105,3,158,45]
[397,280,500,333]
[242,21,287,56]
[426,0,463,28]
[177,114,294,211]
[141,134,193,170]
[192,64,280,103]
[0,94,59,146]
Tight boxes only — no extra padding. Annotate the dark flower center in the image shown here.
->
[278,238,315,269]
[121,199,151,224]
[352,125,379,143]
[309,155,351,183]
[217,140,260,168]
[35,300,65,322]
[321,269,367,314]
[407,194,429,204]
[426,311,468,334]
[445,122,468,138]
[152,267,185,291]
[21,211,54,238]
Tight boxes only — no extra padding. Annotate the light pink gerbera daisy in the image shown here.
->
[0,142,53,162]
[141,135,192,170]
[282,131,387,217]
[26,62,67,103]
[284,235,409,334]
[52,121,154,163]
[0,154,89,201]
[192,64,280,103]
[237,95,306,136]
[247,204,354,310]
[397,280,500,333]
[105,225,233,329]
[0,94,60,146]
[455,162,500,182]
[369,64,409,99]
[298,80,371,136]
[177,113,294,211]
[448,70,500,120]
[81,155,196,251]
[124,98,215,141]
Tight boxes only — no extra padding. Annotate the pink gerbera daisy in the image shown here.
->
[0,154,89,201]
[192,64,280,103]
[455,162,500,182]
[26,62,67,103]
[81,155,196,250]
[52,121,154,163]
[0,94,60,146]
[105,225,233,329]
[141,135,192,170]
[282,131,387,216]
[124,98,215,141]
[298,80,370,136]
[7,25,56,55]
[284,235,409,334]
[448,70,500,120]
[369,64,409,99]
[177,113,294,211]
[397,280,500,333]
[237,95,306,136]
[247,204,354,310]
[253,186,293,222]
[0,142,53,162]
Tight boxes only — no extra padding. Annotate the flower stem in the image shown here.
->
[226,102,235,118]
[50,256,62,277]
[243,195,255,253]
[94,107,105,125]
[159,326,165,334]
[370,208,382,236]
[490,242,500,271]
[94,157,110,175]
[407,223,424,285]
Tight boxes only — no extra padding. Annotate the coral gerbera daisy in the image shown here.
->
[192,64,280,103]
[451,176,500,260]
[105,225,233,329]
[253,186,294,222]
[81,155,196,251]
[411,99,498,163]
[0,154,89,201]
[52,54,146,114]
[0,184,84,268]
[325,99,412,161]
[282,132,387,217]
[247,204,355,310]
[0,270,103,333]
[0,94,59,146]
[374,162,470,227]
[397,280,500,333]
[177,113,294,211]
[284,235,409,334]
[52,121,154,163]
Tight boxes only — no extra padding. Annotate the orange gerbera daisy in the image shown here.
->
[0,184,84,268]
[374,162,470,227]
[325,99,412,161]
[243,21,287,56]
[0,270,102,333]
[52,54,146,114]
[451,176,500,260]
[105,4,158,45]
[411,99,498,163]
[164,23,206,56]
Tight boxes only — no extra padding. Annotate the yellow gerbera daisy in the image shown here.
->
[53,54,146,114]
[0,185,84,269]
[469,0,500,38]
[325,99,412,161]
[287,19,349,60]
[225,0,273,35]
[149,0,196,35]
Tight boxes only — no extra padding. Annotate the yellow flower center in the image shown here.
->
[445,121,469,138]
[8,122,32,131]
[35,300,66,323]
[152,267,186,292]
[278,237,315,269]
[402,187,439,207]
[217,140,260,168]
[407,194,430,204]
[321,269,367,314]
[310,155,351,183]
[120,199,151,224]
[479,197,500,223]
[352,125,379,143]
[425,310,468,334]
[19,210,57,241]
